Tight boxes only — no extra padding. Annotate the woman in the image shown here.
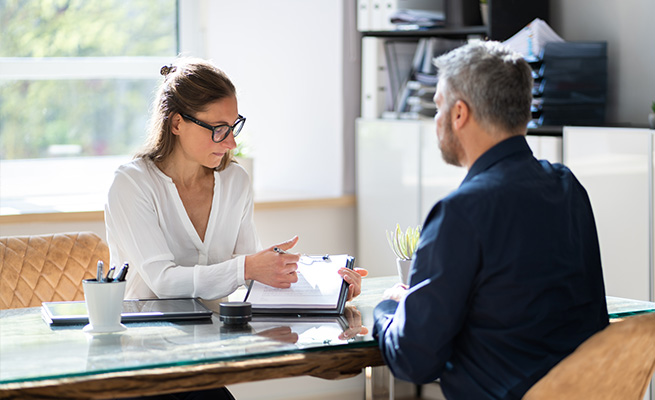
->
[105,58,366,400]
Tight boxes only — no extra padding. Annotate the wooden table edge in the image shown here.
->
[0,346,384,400]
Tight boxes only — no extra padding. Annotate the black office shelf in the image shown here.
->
[361,0,550,42]
[527,126,563,137]
[362,26,488,39]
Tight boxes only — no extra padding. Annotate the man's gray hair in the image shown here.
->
[434,41,533,136]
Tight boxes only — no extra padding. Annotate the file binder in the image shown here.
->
[245,255,355,315]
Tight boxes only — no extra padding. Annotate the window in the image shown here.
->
[0,0,178,214]
[1,1,355,216]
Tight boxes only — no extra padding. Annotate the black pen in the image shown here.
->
[113,263,125,282]
[105,265,116,281]
[114,263,129,282]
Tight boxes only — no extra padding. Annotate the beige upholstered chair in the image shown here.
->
[0,232,110,309]
[523,312,655,400]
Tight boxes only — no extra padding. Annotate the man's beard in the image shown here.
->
[438,111,464,167]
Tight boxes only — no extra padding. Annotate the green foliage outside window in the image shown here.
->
[0,0,177,57]
[0,0,178,160]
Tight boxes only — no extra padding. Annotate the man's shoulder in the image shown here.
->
[536,158,573,175]
[467,155,575,191]
[432,157,578,218]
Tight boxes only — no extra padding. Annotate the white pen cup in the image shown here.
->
[82,279,127,334]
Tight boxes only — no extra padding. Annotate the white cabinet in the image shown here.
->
[564,127,654,302]
[419,122,469,220]
[356,118,565,277]
[356,119,421,277]
[356,118,465,277]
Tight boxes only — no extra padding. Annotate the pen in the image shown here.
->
[274,249,331,265]
[120,263,129,281]
[105,265,116,281]
[114,263,129,282]
[96,261,104,282]
[113,263,125,281]
[273,247,289,254]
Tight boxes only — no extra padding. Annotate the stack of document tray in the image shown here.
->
[531,41,607,127]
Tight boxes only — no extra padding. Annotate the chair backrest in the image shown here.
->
[523,312,655,400]
[0,232,110,309]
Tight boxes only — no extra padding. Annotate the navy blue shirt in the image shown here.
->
[373,135,608,400]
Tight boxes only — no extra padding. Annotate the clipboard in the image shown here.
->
[244,254,355,315]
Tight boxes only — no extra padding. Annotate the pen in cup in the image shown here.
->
[105,265,116,281]
[113,263,129,282]
[96,261,104,282]
[94,261,129,283]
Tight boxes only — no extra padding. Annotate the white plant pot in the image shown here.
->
[480,3,489,26]
[396,259,412,285]
[649,113,655,129]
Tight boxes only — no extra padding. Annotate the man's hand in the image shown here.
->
[382,283,409,302]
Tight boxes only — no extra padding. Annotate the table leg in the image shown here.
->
[365,365,394,400]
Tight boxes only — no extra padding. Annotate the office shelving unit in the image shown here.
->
[361,0,550,41]
[356,1,557,278]
[359,0,552,121]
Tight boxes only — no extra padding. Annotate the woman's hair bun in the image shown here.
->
[160,64,177,76]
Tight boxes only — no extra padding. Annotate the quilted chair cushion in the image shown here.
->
[523,312,655,400]
[0,232,110,309]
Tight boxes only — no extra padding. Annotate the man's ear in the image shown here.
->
[451,99,470,131]
[170,113,183,136]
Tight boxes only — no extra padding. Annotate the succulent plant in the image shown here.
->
[386,224,422,261]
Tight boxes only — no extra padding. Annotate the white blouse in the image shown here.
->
[105,158,261,303]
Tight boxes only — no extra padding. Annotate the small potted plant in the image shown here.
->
[649,101,655,129]
[386,224,421,284]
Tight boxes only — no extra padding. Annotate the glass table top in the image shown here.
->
[606,296,655,319]
[0,276,396,385]
[1,275,653,385]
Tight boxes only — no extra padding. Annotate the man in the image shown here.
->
[373,41,608,400]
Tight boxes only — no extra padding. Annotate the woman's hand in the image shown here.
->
[339,305,369,340]
[257,326,299,344]
[339,267,369,301]
[245,236,301,288]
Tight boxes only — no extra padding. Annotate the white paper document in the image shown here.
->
[245,254,355,314]
[503,18,565,59]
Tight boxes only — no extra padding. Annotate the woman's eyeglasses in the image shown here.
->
[181,113,246,143]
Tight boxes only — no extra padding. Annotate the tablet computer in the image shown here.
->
[42,298,213,326]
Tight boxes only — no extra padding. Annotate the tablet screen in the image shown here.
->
[42,298,213,325]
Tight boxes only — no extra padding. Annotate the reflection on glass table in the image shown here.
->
[1,275,653,396]
[0,277,393,387]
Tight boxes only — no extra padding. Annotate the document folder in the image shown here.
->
[244,255,355,315]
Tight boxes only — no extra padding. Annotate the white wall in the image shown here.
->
[229,375,364,400]
[202,1,351,198]
[549,0,655,127]
[0,205,356,258]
